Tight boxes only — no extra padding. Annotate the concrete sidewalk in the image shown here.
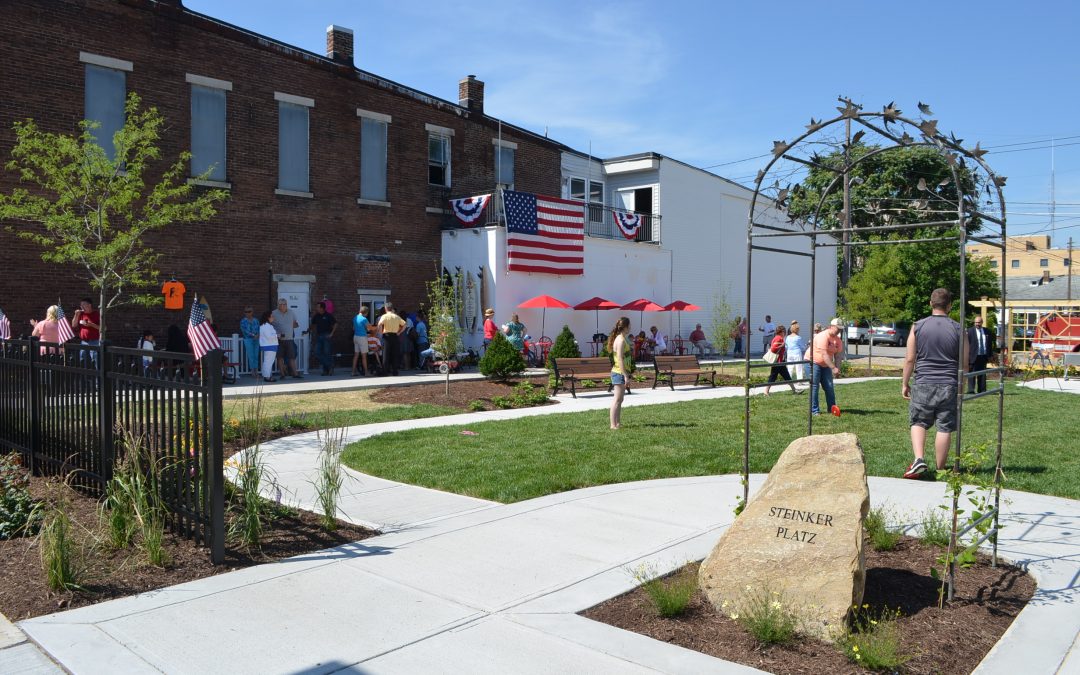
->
[17,476,1080,674]
[15,377,1080,673]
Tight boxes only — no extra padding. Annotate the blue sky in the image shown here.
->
[186,0,1080,246]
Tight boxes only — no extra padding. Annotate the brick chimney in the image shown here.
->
[326,25,354,65]
[459,75,484,114]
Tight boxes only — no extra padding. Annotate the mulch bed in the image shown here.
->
[582,536,1034,675]
[370,374,557,411]
[0,475,375,621]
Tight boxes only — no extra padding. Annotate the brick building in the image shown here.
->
[0,0,565,351]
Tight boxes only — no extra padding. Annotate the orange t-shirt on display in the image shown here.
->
[162,281,186,310]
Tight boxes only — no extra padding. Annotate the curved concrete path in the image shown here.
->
[16,380,1080,674]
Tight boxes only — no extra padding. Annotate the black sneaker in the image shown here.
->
[903,457,928,479]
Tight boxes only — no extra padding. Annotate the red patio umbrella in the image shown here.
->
[664,300,701,338]
[620,298,666,331]
[574,296,621,335]
[518,294,571,339]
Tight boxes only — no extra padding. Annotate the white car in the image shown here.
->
[846,320,870,344]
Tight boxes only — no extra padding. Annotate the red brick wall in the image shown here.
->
[0,0,563,355]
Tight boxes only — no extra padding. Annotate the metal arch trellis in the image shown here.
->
[740,97,1008,602]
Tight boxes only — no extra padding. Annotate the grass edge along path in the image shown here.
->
[341,380,1078,504]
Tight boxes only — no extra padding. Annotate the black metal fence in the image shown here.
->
[0,339,224,563]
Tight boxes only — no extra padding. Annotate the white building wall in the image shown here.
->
[441,226,671,353]
[656,159,838,352]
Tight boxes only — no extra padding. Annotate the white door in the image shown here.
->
[277,282,310,337]
[617,189,635,211]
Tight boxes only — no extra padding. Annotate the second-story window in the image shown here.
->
[358,109,390,203]
[276,92,314,196]
[429,134,450,186]
[81,53,132,161]
[494,139,516,189]
[187,75,231,183]
[1040,258,1049,267]
[1011,259,1020,268]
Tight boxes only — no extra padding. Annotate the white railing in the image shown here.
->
[219,333,310,377]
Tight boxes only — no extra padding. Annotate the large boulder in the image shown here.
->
[698,433,869,641]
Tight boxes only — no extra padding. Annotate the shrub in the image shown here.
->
[0,453,39,539]
[919,507,951,547]
[730,586,800,646]
[839,605,910,670]
[632,563,697,618]
[864,506,902,552]
[467,400,486,412]
[546,326,581,368]
[479,332,526,380]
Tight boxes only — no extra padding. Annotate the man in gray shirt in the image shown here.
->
[273,298,303,379]
[901,288,966,478]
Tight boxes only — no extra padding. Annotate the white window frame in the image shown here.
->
[186,74,232,188]
[493,138,517,189]
[275,92,314,197]
[357,108,392,206]
[426,125,453,188]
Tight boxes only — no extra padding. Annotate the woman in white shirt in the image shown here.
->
[259,311,279,382]
[785,321,807,386]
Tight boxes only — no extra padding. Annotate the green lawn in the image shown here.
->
[341,380,1079,503]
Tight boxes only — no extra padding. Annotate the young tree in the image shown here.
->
[0,93,227,338]
[709,287,734,360]
[424,269,463,396]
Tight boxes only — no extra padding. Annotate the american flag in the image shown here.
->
[55,304,75,343]
[0,308,10,340]
[187,296,220,360]
[504,190,585,276]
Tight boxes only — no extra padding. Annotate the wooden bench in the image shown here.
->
[551,356,625,398]
[652,354,716,390]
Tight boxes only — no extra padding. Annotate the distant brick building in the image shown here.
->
[0,0,565,350]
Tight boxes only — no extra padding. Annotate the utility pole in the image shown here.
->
[1069,236,1073,302]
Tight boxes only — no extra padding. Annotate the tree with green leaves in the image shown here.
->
[709,287,733,359]
[424,269,464,396]
[840,246,905,370]
[786,143,997,322]
[0,93,228,339]
[479,331,526,381]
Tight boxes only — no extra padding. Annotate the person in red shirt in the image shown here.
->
[72,297,101,368]
[763,324,796,395]
[689,323,712,356]
[482,308,497,349]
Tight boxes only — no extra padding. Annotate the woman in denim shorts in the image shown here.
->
[606,316,631,430]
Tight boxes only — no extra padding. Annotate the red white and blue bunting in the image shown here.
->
[449,194,491,226]
[613,210,642,239]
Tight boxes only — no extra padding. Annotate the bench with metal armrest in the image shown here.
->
[652,354,716,390]
[551,356,623,398]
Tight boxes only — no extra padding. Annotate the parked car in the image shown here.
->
[846,320,871,344]
[870,322,911,346]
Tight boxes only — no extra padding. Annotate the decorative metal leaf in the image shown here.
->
[993,175,1008,187]
[772,140,789,157]
[938,177,951,187]
[970,142,988,159]
[756,170,766,184]
[806,117,823,132]
[851,130,866,145]
[919,119,939,137]
[899,132,914,145]
[917,177,928,191]
[836,99,860,118]
[945,153,958,167]
[918,101,933,115]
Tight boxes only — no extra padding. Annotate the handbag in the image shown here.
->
[763,349,779,364]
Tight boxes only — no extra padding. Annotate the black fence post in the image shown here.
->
[205,348,225,564]
[27,338,39,474]
[99,341,115,483]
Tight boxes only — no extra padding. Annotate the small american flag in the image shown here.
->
[187,296,220,360]
[0,308,10,340]
[504,190,585,276]
[55,304,75,343]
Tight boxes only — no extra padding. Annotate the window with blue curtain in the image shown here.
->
[496,145,515,187]
[191,85,226,181]
[360,117,388,201]
[84,64,126,161]
[278,101,309,192]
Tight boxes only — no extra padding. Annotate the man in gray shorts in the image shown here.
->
[901,288,966,478]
